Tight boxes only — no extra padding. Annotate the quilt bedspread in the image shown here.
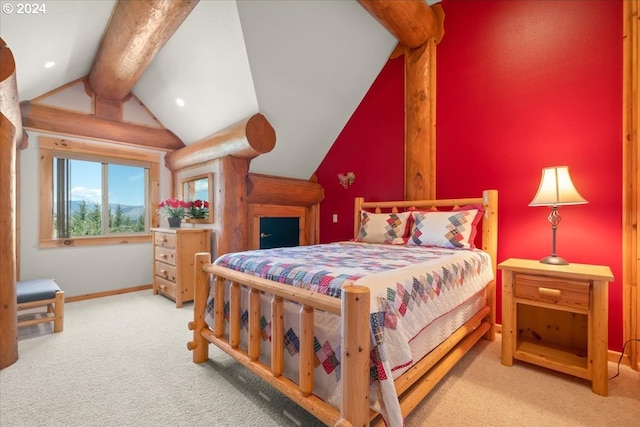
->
[207,242,494,426]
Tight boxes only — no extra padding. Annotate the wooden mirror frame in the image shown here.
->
[179,173,214,224]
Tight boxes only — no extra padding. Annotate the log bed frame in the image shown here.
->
[188,189,498,427]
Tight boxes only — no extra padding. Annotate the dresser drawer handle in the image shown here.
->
[159,284,167,291]
[160,254,167,259]
[162,237,168,243]
[538,287,561,298]
[160,269,168,277]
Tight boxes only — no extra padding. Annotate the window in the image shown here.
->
[40,137,160,247]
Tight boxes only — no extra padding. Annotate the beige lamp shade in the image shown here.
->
[529,166,588,207]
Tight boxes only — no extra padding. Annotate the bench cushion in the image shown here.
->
[16,279,61,304]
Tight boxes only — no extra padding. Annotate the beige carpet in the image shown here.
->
[1,290,638,427]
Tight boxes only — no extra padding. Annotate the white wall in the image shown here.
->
[19,132,168,298]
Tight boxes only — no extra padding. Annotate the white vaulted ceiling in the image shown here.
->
[1,0,398,179]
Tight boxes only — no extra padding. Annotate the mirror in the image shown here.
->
[180,173,214,224]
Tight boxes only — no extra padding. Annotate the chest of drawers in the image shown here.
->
[152,228,211,308]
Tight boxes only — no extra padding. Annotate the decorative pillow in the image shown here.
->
[356,211,410,244]
[408,206,483,249]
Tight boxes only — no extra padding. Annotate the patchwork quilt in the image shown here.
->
[205,242,493,426]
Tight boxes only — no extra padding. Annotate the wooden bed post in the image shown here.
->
[481,189,498,340]
[187,252,211,363]
[354,197,364,239]
[339,285,370,427]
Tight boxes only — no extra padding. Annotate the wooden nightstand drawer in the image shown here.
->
[155,247,176,265]
[155,261,176,283]
[154,232,176,249]
[155,276,177,299]
[515,273,590,311]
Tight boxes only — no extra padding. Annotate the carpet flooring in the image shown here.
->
[1,290,638,426]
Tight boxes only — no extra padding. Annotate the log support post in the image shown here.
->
[405,40,436,200]
[217,156,250,256]
[0,113,18,370]
[0,39,20,370]
[357,0,444,200]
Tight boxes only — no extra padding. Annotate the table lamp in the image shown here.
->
[529,166,587,265]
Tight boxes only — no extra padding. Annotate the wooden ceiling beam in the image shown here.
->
[247,174,324,207]
[165,113,276,171]
[20,102,184,151]
[88,0,199,101]
[357,0,438,48]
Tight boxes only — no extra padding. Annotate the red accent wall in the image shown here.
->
[436,0,623,350]
[315,0,623,350]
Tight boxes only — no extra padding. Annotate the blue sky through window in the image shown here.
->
[54,159,145,207]
[108,164,145,207]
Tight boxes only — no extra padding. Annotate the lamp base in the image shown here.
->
[540,255,569,265]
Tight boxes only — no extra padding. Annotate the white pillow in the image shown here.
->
[356,211,410,244]
[408,208,482,249]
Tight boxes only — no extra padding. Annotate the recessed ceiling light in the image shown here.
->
[175,98,185,107]
[44,61,56,69]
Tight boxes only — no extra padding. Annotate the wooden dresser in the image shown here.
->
[151,228,211,308]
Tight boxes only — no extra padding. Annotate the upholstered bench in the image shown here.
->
[16,279,64,333]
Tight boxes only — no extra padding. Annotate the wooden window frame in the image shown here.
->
[39,136,160,248]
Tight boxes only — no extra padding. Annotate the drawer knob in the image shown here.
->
[538,287,562,298]
[161,254,167,259]
[160,269,168,277]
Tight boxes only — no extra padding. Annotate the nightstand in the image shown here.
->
[499,258,613,396]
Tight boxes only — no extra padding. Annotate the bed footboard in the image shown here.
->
[187,252,371,427]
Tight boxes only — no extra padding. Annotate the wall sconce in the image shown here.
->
[529,166,587,265]
[338,172,355,189]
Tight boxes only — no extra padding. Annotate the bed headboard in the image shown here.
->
[353,189,499,279]
[353,189,498,334]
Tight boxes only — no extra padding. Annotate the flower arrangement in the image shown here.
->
[187,199,209,219]
[158,198,190,219]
